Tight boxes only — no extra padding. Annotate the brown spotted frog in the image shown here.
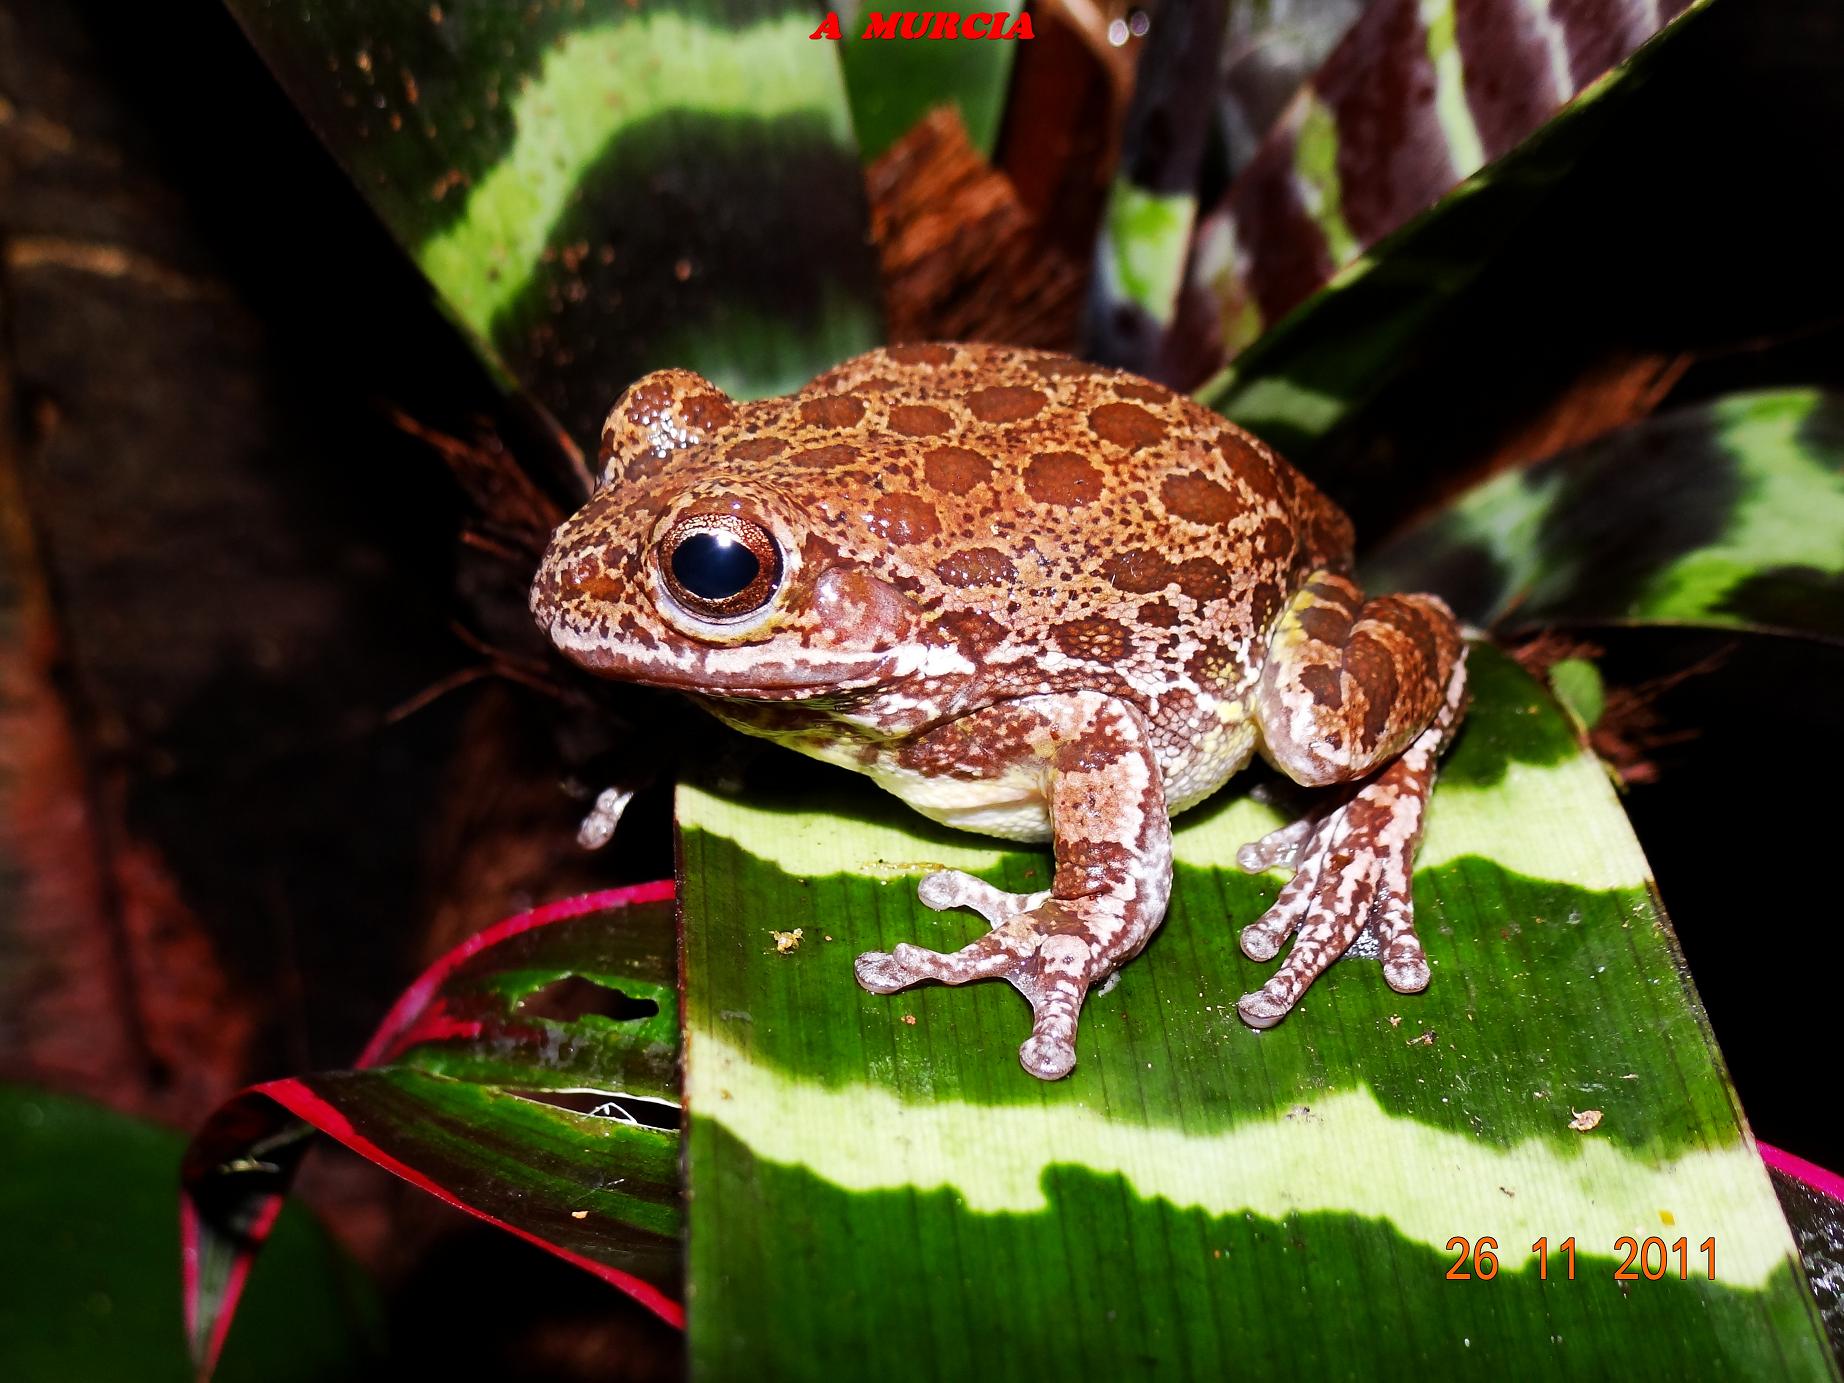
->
[530,344,1467,1080]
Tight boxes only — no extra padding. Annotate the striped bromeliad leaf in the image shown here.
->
[1191,0,1709,457]
[179,884,681,1378]
[223,0,882,448]
[1216,0,1374,182]
[1172,0,1695,391]
[838,4,1025,163]
[1365,390,1844,642]
[677,643,1836,1378]
[1085,0,1229,373]
[1088,0,1375,375]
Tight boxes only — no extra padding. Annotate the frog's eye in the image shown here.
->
[659,515,784,620]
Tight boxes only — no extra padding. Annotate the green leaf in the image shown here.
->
[1192,0,1711,453]
[1086,0,1228,369]
[0,1085,380,1383]
[180,885,682,1375]
[1217,0,1371,179]
[1178,0,1693,385]
[1366,390,1844,642]
[839,4,1023,163]
[1546,657,1606,733]
[224,0,882,447]
[676,645,1835,1378]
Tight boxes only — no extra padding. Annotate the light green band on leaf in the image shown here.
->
[1634,391,1844,619]
[1190,212,1265,360]
[686,738,1651,894]
[1419,0,1486,178]
[1170,753,1653,892]
[1098,183,1196,326]
[1210,373,1350,440]
[1291,94,1360,267]
[676,782,1010,879]
[416,10,854,339]
[690,1029,1794,1288]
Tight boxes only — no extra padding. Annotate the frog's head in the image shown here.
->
[530,369,934,700]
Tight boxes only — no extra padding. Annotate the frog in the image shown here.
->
[529,343,1467,1080]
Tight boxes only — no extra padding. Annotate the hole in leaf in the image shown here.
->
[516,975,659,1024]
[512,1089,679,1131]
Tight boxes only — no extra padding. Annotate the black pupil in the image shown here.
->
[671,529,760,602]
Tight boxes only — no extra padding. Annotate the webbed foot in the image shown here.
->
[855,870,1114,1080]
[1233,686,1459,1029]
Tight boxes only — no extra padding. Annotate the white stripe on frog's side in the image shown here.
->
[548,617,910,688]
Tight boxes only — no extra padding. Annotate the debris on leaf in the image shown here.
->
[901,1014,917,1026]
[771,928,803,955]
[1407,1029,1436,1047]
[1569,1108,1604,1132]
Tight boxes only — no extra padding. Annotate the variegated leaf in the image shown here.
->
[677,646,1835,1379]
[1366,390,1844,641]
[1174,0,1695,389]
[180,885,682,1377]
[224,0,883,451]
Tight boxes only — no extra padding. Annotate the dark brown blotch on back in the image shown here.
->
[889,404,954,438]
[1138,600,1179,629]
[966,385,1048,423]
[726,436,786,463]
[1217,429,1286,506]
[939,608,1008,650]
[800,394,866,429]
[1102,548,1176,595]
[679,389,736,435]
[1253,516,1296,562]
[886,343,959,366]
[1173,558,1234,605]
[935,546,1017,588]
[1088,401,1167,451]
[869,492,942,545]
[1052,616,1132,663]
[1024,451,1103,507]
[1160,472,1242,526]
[923,444,992,495]
[1113,380,1168,404]
[788,442,862,470]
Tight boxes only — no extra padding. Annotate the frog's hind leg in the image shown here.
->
[854,692,1172,1080]
[1240,574,1467,1027]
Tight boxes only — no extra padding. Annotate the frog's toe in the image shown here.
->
[1012,932,1092,1079]
[916,870,1050,925]
[1019,1028,1077,1080]
[1235,815,1318,874]
[1234,795,1429,1026]
[1377,898,1431,993]
[853,950,913,994]
[853,928,1029,994]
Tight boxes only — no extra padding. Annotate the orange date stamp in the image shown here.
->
[1444,1236,1719,1281]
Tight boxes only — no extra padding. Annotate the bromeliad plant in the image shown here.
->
[185,1,1842,1377]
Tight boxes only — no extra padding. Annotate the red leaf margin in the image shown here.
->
[179,881,683,1378]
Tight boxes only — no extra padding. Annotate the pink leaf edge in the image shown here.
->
[1759,1140,1844,1206]
[181,881,684,1379]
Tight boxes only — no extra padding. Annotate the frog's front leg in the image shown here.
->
[1240,572,1467,1028]
[854,692,1171,1080]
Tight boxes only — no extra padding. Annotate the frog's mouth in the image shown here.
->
[543,621,907,701]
